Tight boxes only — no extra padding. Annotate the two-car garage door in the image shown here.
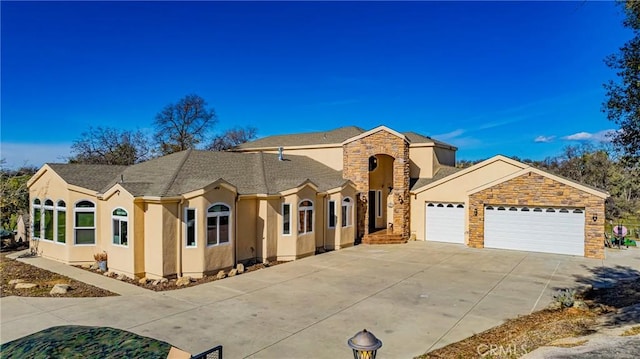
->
[484,206,585,256]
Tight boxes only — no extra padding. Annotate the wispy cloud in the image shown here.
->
[432,129,465,140]
[534,135,555,143]
[562,129,616,142]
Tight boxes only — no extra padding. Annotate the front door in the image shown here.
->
[368,190,376,233]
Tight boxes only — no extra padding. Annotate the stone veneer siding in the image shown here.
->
[468,172,606,259]
[343,130,411,239]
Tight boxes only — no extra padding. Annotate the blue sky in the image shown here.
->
[1,1,631,169]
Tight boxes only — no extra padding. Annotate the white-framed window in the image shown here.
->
[207,203,230,246]
[74,200,96,245]
[328,200,336,228]
[376,190,382,218]
[342,197,353,227]
[32,198,42,239]
[43,199,54,241]
[112,208,128,246]
[298,200,313,234]
[56,200,66,243]
[282,203,291,235]
[185,208,197,247]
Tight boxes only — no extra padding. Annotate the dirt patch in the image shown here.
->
[74,260,286,291]
[0,252,118,297]
[417,277,640,359]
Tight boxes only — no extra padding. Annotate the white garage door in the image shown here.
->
[484,206,585,256]
[425,203,465,244]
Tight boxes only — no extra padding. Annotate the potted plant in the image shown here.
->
[94,252,108,272]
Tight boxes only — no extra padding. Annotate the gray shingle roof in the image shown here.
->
[237,126,455,149]
[47,150,348,197]
[410,166,462,190]
[236,126,366,149]
[47,164,128,192]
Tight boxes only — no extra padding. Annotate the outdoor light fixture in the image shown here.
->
[348,329,382,359]
[592,214,598,222]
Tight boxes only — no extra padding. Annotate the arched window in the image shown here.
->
[207,203,230,246]
[485,206,494,210]
[112,208,128,246]
[43,199,54,241]
[521,207,530,212]
[342,197,353,227]
[75,201,96,245]
[298,200,313,234]
[33,198,42,239]
[509,207,518,211]
[56,201,66,243]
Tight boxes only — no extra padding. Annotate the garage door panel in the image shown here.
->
[485,206,584,256]
[426,203,465,244]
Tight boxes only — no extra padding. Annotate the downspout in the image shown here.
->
[234,193,238,266]
[177,197,185,278]
[323,194,328,250]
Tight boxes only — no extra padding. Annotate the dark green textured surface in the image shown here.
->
[0,325,172,359]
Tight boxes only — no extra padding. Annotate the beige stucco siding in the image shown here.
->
[434,147,456,167]
[143,203,166,278]
[236,197,258,263]
[260,147,344,171]
[99,188,136,277]
[411,159,524,242]
[409,146,434,179]
[277,186,317,260]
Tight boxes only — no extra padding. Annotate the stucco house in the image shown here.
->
[28,125,608,280]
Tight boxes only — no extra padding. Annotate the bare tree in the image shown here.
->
[0,159,36,231]
[69,126,151,165]
[153,94,217,155]
[207,126,257,151]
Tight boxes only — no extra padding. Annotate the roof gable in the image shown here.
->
[467,167,610,199]
[342,125,409,145]
[411,155,528,194]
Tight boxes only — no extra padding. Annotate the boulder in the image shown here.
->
[50,284,70,295]
[573,300,590,311]
[138,277,149,285]
[81,263,91,269]
[228,269,238,277]
[116,274,126,281]
[176,276,192,287]
[8,279,25,285]
[236,263,245,274]
[152,279,161,286]
[15,283,37,289]
[216,270,226,280]
[160,278,169,284]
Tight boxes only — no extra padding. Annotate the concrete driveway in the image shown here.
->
[2,242,638,358]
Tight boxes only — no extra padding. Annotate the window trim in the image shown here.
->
[282,203,291,236]
[328,200,336,229]
[42,199,54,241]
[184,207,197,248]
[298,199,314,234]
[74,200,96,246]
[206,202,231,247]
[55,200,66,245]
[111,207,129,247]
[32,198,42,240]
[342,197,353,228]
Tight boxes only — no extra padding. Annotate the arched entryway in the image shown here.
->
[367,154,394,234]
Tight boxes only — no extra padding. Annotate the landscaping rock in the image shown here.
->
[176,276,191,286]
[50,284,70,295]
[138,277,149,285]
[547,301,562,311]
[573,300,590,311]
[228,269,237,277]
[8,279,25,285]
[159,278,168,284]
[152,280,161,286]
[236,263,244,274]
[116,274,126,281]
[15,283,37,289]
[216,270,226,280]
[81,263,91,269]
[103,271,112,276]
[90,263,99,270]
